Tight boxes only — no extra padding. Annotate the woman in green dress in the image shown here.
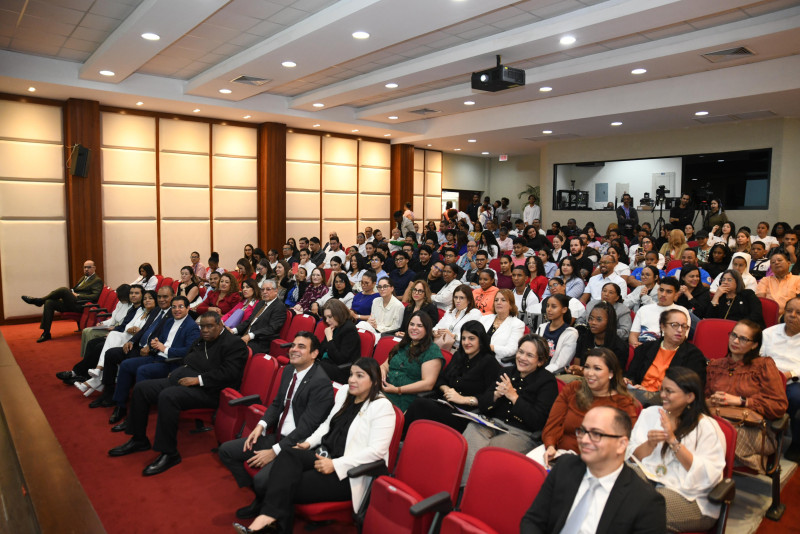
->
[380,311,445,411]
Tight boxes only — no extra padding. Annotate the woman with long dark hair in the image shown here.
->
[432,284,482,351]
[177,265,200,303]
[403,320,501,434]
[293,267,328,315]
[222,278,260,329]
[399,279,439,334]
[707,269,763,325]
[346,253,368,290]
[283,267,308,308]
[569,301,628,375]
[233,358,395,534]
[703,243,732,282]
[314,272,354,315]
[525,255,548,299]
[536,293,578,373]
[131,263,157,290]
[628,367,726,532]
[702,198,728,233]
[675,265,710,319]
[272,260,291,301]
[317,300,362,384]
[479,230,500,259]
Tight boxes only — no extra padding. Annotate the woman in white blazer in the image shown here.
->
[233,358,396,534]
[479,289,526,364]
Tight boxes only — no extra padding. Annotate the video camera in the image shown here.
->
[655,185,670,202]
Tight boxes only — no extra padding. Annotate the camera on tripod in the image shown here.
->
[655,185,670,203]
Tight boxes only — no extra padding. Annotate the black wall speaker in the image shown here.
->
[69,144,90,178]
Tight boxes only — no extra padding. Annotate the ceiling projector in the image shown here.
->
[471,56,525,92]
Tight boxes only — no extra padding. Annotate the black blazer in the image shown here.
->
[477,366,558,432]
[174,328,249,395]
[520,455,665,534]
[400,301,439,332]
[73,274,103,303]
[574,327,628,370]
[625,339,707,385]
[237,299,288,354]
[705,289,764,326]
[128,308,169,348]
[260,362,334,451]
[319,320,361,367]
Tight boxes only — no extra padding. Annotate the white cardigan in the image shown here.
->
[305,388,396,512]
[536,322,579,373]
[433,307,483,348]
[480,314,526,363]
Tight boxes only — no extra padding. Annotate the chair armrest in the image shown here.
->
[96,313,111,320]
[83,302,99,309]
[771,414,789,433]
[337,361,354,369]
[347,460,388,479]
[416,390,436,398]
[229,394,261,407]
[279,342,292,348]
[164,357,184,365]
[90,307,109,314]
[708,478,735,504]
[409,491,452,517]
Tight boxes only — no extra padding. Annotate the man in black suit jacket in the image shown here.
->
[520,406,665,534]
[218,331,334,519]
[230,279,287,354]
[22,259,104,342]
[108,311,248,476]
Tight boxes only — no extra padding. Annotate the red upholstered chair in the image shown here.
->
[372,336,401,365]
[437,448,547,534]
[81,286,118,329]
[213,352,280,444]
[627,344,636,370]
[63,285,112,331]
[546,235,555,244]
[691,319,736,361]
[157,277,173,290]
[687,240,698,248]
[556,378,566,393]
[440,349,453,368]
[171,280,180,293]
[361,420,468,534]
[313,320,326,343]
[294,406,405,525]
[271,313,317,365]
[759,297,779,328]
[438,308,446,321]
[357,329,376,358]
[666,259,683,271]
[488,258,501,272]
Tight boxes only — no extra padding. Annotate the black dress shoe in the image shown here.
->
[56,371,74,381]
[109,406,127,424]
[22,295,44,306]
[142,452,181,476]
[111,420,128,432]
[108,438,151,457]
[232,521,278,534]
[236,497,262,519]
[36,333,51,343]
[64,374,88,385]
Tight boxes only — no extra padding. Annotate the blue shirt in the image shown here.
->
[666,267,713,285]
[631,267,667,281]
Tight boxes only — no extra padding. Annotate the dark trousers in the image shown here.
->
[40,287,83,333]
[102,346,133,392]
[127,378,218,453]
[787,382,800,444]
[403,397,469,437]
[261,447,351,530]
[73,337,106,376]
[111,356,174,408]
[219,434,280,497]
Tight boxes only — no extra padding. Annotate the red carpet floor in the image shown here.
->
[2,321,356,534]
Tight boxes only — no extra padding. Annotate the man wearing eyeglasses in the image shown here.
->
[230,279,287,354]
[628,278,691,348]
[521,406,665,534]
[22,259,103,343]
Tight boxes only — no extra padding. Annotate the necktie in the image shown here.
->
[141,310,166,346]
[276,373,298,436]
[560,478,600,534]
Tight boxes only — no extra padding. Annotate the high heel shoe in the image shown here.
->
[75,381,90,393]
[88,368,104,379]
[231,521,278,534]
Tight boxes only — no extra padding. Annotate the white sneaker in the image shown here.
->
[88,368,102,378]
[75,382,89,393]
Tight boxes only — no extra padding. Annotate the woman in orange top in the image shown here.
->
[472,269,499,315]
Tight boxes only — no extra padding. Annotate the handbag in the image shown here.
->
[708,402,770,472]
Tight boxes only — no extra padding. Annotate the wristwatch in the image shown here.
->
[740,396,747,407]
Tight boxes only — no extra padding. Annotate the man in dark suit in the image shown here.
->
[230,279,286,354]
[108,311,248,476]
[520,406,665,534]
[22,259,104,342]
[219,331,334,519]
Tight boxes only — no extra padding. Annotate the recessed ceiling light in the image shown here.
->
[243,115,251,119]
[388,116,398,120]
[560,35,576,45]
[384,133,391,137]
[482,152,489,155]
[718,159,725,163]
[136,101,143,106]
[99,70,115,76]
[192,109,200,113]
[219,88,232,94]
[281,61,296,68]
[385,82,398,89]
[141,32,160,41]
[631,68,647,75]
[610,121,623,126]
[454,148,461,151]
[542,130,553,134]
[539,86,552,92]
[695,111,709,116]
[352,129,359,132]
[464,100,475,106]
[352,31,370,39]
[313,103,324,108]
[467,139,476,143]
[427,144,432,147]
[27,86,35,92]
[312,124,321,127]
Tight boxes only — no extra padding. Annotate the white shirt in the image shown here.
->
[432,279,462,310]
[583,272,627,301]
[567,462,624,534]
[131,276,158,291]
[298,260,317,275]
[370,296,405,333]
[512,287,540,314]
[98,301,133,328]
[751,234,779,248]
[258,365,313,455]
[323,249,346,269]
[761,324,800,377]
[523,204,541,225]
[631,303,691,335]
[158,316,186,357]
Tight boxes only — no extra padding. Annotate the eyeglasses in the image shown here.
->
[575,426,623,443]
[432,265,443,272]
[171,304,186,309]
[665,322,690,331]
[729,332,754,344]
[377,285,391,290]
[412,288,425,294]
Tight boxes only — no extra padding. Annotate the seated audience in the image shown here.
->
[255,259,273,288]
[536,293,578,373]
[628,278,690,347]
[195,273,241,317]
[543,257,585,300]
[581,254,627,305]
[628,367,726,533]
[322,235,346,268]
[230,280,288,354]
[346,253,368,289]
[480,289,526,364]
[314,272,354,314]
[461,334,558,483]
[388,251,415,297]
[398,280,439,334]
[526,256,549,298]
[675,265,711,320]
[296,249,316,276]
[462,249,491,285]
[431,263,462,310]
[131,263,158,291]
[625,310,706,406]
[537,249,558,279]
[349,271,379,324]
[79,283,133,358]
[511,266,540,327]
[629,251,665,282]
[283,267,308,308]
[630,235,665,269]
[176,265,200,303]
[756,251,800,315]
[625,265,660,312]
[578,282,632,340]
[534,276,585,321]
[665,248,713,286]
[704,243,732,282]
[108,311,248,476]
[472,269,499,315]
[568,301,629,376]
[368,254,388,282]
[356,277,404,339]
[317,300,361,384]
[495,254,514,289]
[706,269,763,325]
[222,278,259,329]
[292,267,328,316]
[324,256,343,287]
[530,347,637,466]
[380,311,445,411]
[190,252,206,282]
[432,284,483,352]
[235,257,255,285]
[659,228,688,262]
[750,241,770,280]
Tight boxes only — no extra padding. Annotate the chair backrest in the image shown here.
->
[556,378,566,393]
[712,416,737,479]
[278,309,293,340]
[458,448,547,534]
[357,329,376,358]
[158,277,173,290]
[666,259,683,271]
[372,336,401,365]
[759,297,779,328]
[313,320,326,343]
[395,420,468,506]
[387,405,405,472]
[440,349,453,368]
[240,354,280,405]
[488,258,501,272]
[243,404,266,437]
[692,319,736,360]
[437,307,445,321]
[263,365,287,408]
[286,313,316,341]
[627,344,636,370]
[546,235,555,244]
[171,280,180,292]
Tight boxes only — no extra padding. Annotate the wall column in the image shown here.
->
[257,122,287,250]
[390,144,415,213]
[63,99,103,282]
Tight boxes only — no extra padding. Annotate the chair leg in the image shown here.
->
[764,462,785,521]
[190,418,213,434]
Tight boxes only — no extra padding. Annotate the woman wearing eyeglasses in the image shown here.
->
[706,269,763,325]
[432,284,483,352]
[355,277,404,340]
[627,367,726,533]
[398,280,439,334]
[625,309,707,407]
[705,320,787,473]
